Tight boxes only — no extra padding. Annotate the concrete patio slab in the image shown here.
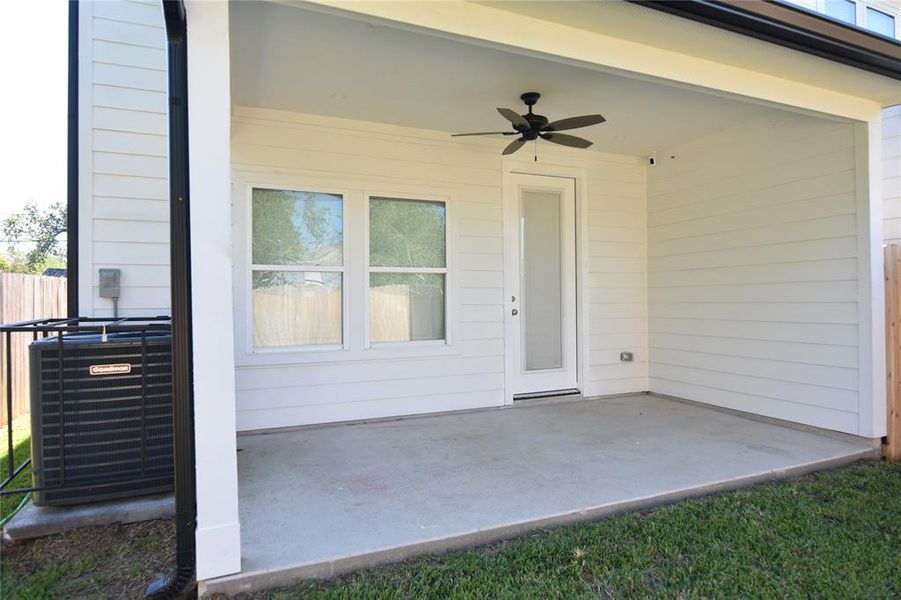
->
[3,493,174,542]
[201,394,878,596]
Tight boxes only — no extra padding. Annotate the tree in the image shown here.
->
[1,201,67,274]
[251,189,342,287]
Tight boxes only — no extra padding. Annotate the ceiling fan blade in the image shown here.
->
[451,131,516,137]
[542,114,606,132]
[502,138,526,155]
[497,108,530,129]
[540,132,593,149]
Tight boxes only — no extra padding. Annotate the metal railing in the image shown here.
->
[1,316,172,507]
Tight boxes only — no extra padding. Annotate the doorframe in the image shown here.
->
[501,160,589,406]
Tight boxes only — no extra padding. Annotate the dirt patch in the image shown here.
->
[1,518,175,599]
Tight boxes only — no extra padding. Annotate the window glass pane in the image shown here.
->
[252,271,342,347]
[369,198,446,268]
[866,8,895,37]
[252,188,343,266]
[370,273,445,342]
[825,0,856,24]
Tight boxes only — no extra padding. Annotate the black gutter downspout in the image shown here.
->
[148,1,196,597]
[66,0,78,317]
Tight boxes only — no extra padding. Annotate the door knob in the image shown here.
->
[512,309,519,316]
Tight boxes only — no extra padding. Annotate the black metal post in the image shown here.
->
[147,1,196,597]
[5,332,12,479]
[66,0,79,318]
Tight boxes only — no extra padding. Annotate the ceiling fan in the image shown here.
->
[452,92,605,155]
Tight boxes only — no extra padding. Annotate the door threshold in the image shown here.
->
[514,388,581,401]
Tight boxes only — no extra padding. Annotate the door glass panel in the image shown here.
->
[520,189,563,371]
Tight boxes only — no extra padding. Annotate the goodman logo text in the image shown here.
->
[89,363,132,376]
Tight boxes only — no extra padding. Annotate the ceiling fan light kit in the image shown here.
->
[452,92,606,156]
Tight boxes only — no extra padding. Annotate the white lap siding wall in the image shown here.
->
[885,106,901,244]
[78,0,170,317]
[647,113,867,435]
[229,107,647,431]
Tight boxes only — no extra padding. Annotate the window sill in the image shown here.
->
[236,343,461,368]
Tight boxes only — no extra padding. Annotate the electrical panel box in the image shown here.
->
[98,268,121,298]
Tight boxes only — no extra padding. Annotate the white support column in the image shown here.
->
[185,0,241,580]
[855,117,887,439]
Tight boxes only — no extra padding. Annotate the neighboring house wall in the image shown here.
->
[78,0,170,317]
[647,114,864,434]
[885,106,901,243]
[781,0,901,38]
[230,107,647,430]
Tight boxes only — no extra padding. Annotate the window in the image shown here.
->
[825,0,856,24]
[866,7,895,37]
[368,197,447,344]
[250,188,344,348]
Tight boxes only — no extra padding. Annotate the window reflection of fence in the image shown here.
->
[253,285,343,347]
[370,285,412,342]
[253,284,445,347]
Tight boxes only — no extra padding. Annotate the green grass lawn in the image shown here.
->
[0,415,31,524]
[1,461,900,599]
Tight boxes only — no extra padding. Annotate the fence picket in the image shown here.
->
[886,245,901,460]
[0,273,67,425]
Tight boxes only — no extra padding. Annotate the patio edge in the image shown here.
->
[199,447,878,597]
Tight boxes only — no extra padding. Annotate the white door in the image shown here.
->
[507,173,578,397]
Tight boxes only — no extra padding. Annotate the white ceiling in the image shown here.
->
[230,2,802,156]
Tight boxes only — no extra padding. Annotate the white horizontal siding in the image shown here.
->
[884,106,901,244]
[80,0,169,317]
[647,114,863,434]
[584,162,648,396]
[231,107,646,430]
[230,108,505,430]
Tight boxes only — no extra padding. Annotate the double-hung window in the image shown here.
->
[250,188,345,349]
[368,197,448,344]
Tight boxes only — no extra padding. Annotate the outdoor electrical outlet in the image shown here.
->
[620,352,634,362]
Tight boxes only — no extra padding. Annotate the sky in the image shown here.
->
[0,2,68,221]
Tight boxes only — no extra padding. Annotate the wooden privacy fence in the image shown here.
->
[0,273,67,426]
[886,244,901,460]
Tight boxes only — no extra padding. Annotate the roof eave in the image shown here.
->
[628,0,901,81]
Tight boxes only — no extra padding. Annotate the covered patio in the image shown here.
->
[178,0,895,589]
[202,395,876,596]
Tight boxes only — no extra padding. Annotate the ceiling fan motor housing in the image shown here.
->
[520,114,549,139]
[518,92,547,139]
